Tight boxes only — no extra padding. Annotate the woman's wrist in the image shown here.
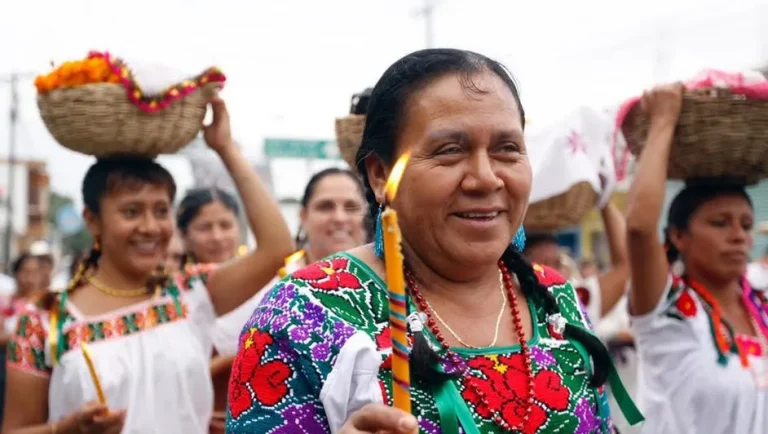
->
[54,413,79,434]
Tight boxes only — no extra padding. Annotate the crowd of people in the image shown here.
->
[0,48,765,434]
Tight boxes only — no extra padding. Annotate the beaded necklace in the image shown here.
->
[406,259,534,432]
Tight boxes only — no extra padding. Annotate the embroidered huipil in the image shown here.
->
[6,264,218,433]
[226,253,615,433]
[632,275,768,434]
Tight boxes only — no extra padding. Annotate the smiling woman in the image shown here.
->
[2,96,294,434]
[226,49,641,434]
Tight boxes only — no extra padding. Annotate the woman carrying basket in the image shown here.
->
[2,96,294,434]
[226,48,641,434]
[626,83,768,433]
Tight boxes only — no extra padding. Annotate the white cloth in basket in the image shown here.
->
[526,107,617,208]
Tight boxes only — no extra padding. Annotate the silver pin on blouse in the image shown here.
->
[407,312,427,333]
[547,313,567,335]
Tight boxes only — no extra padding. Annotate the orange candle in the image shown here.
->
[383,152,411,413]
[80,342,107,405]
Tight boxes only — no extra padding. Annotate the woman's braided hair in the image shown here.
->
[356,48,611,387]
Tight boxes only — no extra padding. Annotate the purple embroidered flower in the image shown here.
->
[256,309,272,329]
[419,417,441,434]
[270,283,297,310]
[574,398,602,434]
[272,403,328,434]
[441,352,468,376]
[531,346,557,367]
[331,320,356,347]
[311,341,332,361]
[301,302,326,328]
[289,325,312,342]
[277,338,297,362]
[271,312,290,331]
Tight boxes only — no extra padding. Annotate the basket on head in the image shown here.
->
[621,88,768,185]
[335,114,366,169]
[334,88,372,170]
[524,181,598,231]
[38,82,219,157]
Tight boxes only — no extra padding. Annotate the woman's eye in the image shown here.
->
[435,144,462,155]
[122,208,139,218]
[497,142,520,153]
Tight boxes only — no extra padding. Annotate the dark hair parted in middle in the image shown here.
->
[355,48,610,387]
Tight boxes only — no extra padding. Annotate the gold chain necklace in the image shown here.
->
[422,271,507,349]
[86,274,150,298]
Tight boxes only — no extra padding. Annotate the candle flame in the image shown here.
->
[384,152,411,203]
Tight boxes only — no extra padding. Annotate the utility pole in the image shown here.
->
[1,72,35,268]
[414,0,440,48]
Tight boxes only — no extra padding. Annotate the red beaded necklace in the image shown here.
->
[406,259,535,432]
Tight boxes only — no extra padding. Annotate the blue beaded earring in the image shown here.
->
[513,226,526,252]
[374,204,384,259]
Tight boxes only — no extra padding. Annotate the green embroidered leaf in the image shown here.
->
[542,411,579,433]
[313,291,369,329]
[551,346,584,377]
[368,281,388,322]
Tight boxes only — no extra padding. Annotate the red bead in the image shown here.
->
[427,318,436,327]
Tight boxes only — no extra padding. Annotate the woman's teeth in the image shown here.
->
[456,212,499,219]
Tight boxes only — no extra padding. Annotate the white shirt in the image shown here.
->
[632,275,768,434]
[7,266,217,434]
[212,278,276,356]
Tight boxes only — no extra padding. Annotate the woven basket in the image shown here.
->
[38,82,217,157]
[622,88,768,184]
[335,114,366,169]
[524,182,598,231]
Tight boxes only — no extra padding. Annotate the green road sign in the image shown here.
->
[264,138,340,159]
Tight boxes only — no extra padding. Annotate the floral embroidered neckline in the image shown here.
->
[683,276,768,366]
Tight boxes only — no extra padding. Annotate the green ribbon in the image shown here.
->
[568,328,645,427]
[434,378,481,434]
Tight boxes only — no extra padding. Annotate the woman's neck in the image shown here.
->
[305,246,329,265]
[94,258,149,290]
[404,245,502,314]
[687,268,743,310]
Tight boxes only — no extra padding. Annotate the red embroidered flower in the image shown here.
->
[675,290,697,317]
[228,328,293,420]
[375,327,391,350]
[532,264,567,287]
[461,354,571,433]
[292,257,361,291]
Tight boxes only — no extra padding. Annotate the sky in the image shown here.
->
[1,0,767,206]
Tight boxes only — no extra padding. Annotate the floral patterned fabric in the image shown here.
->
[631,274,768,434]
[226,254,612,433]
[6,263,216,375]
[6,263,219,434]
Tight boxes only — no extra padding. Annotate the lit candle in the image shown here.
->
[383,152,411,413]
[80,342,107,405]
[278,249,306,278]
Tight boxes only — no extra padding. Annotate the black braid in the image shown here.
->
[502,244,611,387]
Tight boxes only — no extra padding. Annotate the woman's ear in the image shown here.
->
[83,208,101,241]
[668,227,686,255]
[364,154,388,205]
